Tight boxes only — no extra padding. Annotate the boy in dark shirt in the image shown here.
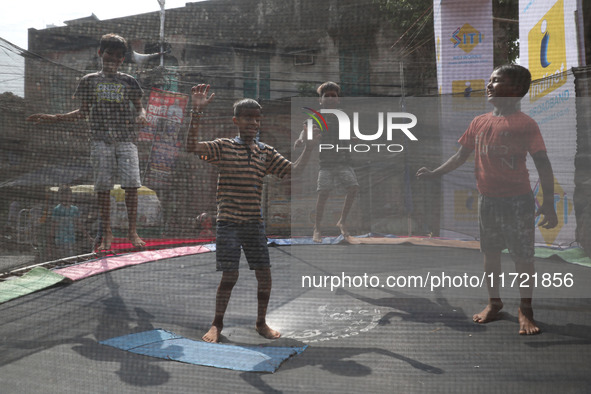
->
[28,33,147,251]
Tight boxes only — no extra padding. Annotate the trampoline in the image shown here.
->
[2,237,591,393]
[2,0,590,391]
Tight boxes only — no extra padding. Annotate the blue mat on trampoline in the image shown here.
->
[99,329,307,373]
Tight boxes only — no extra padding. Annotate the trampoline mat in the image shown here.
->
[1,243,591,393]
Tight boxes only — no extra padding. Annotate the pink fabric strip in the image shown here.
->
[54,245,214,281]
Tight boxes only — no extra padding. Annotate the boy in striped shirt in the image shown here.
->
[187,84,314,343]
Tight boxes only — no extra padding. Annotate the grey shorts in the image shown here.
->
[478,193,535,261]
[317,166,359,192]
[215,221,271,271]
[90,141,141,192]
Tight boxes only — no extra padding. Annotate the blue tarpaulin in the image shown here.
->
[100,329,307,373]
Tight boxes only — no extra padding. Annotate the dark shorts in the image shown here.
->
[478,193,535,261]
[317,166,359,192]
[215,221,270,271]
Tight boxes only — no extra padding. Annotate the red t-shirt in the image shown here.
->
[458,111,546,197]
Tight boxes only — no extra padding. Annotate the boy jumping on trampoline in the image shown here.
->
[416,64,558,335]
[187,84,316,343]
[295,82,359,242]
[27,33,147,251]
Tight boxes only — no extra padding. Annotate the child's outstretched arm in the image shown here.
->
[293,128,306,149]
[532,150,558,229]
[294,123,317,149]
[186,84,215,156]
[416,144,472,179]
[26,101,90,124]
[131,97,149,126]
[290,126,320,177]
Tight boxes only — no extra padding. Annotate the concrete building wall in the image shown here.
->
[19,0,433,237]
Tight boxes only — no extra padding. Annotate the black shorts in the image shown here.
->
[215,221,271,271]
[478,193,535,261]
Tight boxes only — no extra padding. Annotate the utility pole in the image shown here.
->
[158,0,165,67]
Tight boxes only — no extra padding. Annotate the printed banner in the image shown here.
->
[143,118,183,188]
[434,0,494,95]
[140,89,188,188]
[519,0,581,246]
[434,0,494,239]
[139,88,188,141]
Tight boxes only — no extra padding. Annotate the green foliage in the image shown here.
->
[493,0,519,64]
[374,0,436,95]
[297,83,318,97]
[377,0,433,30]
[376,0,434,57]
[375,0,521,93]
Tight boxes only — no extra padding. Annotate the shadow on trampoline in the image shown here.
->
[239,344,444,394]
[335,286,486,333]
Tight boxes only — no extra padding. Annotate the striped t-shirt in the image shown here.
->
[201,137,291,222]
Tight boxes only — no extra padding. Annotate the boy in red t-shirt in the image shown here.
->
[417,64,558,335]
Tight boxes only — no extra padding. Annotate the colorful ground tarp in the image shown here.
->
[344,235,481,249]
[1,236,588,306]
[0,267,70,304]
[99,329,307,373]
[54,244,215,281]
[271,234,481,249]
[108,237,215,251]
[530,247,591,268]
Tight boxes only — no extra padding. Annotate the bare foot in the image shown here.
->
[336,220,351,238]
[473,301,503,324]
[336,220,350,237]
[129,232,146,248]
[202,325,222,343]
[256,323,281,339]
[518,306,540,335]
[313,227,322,243]
[97,233,114,251]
